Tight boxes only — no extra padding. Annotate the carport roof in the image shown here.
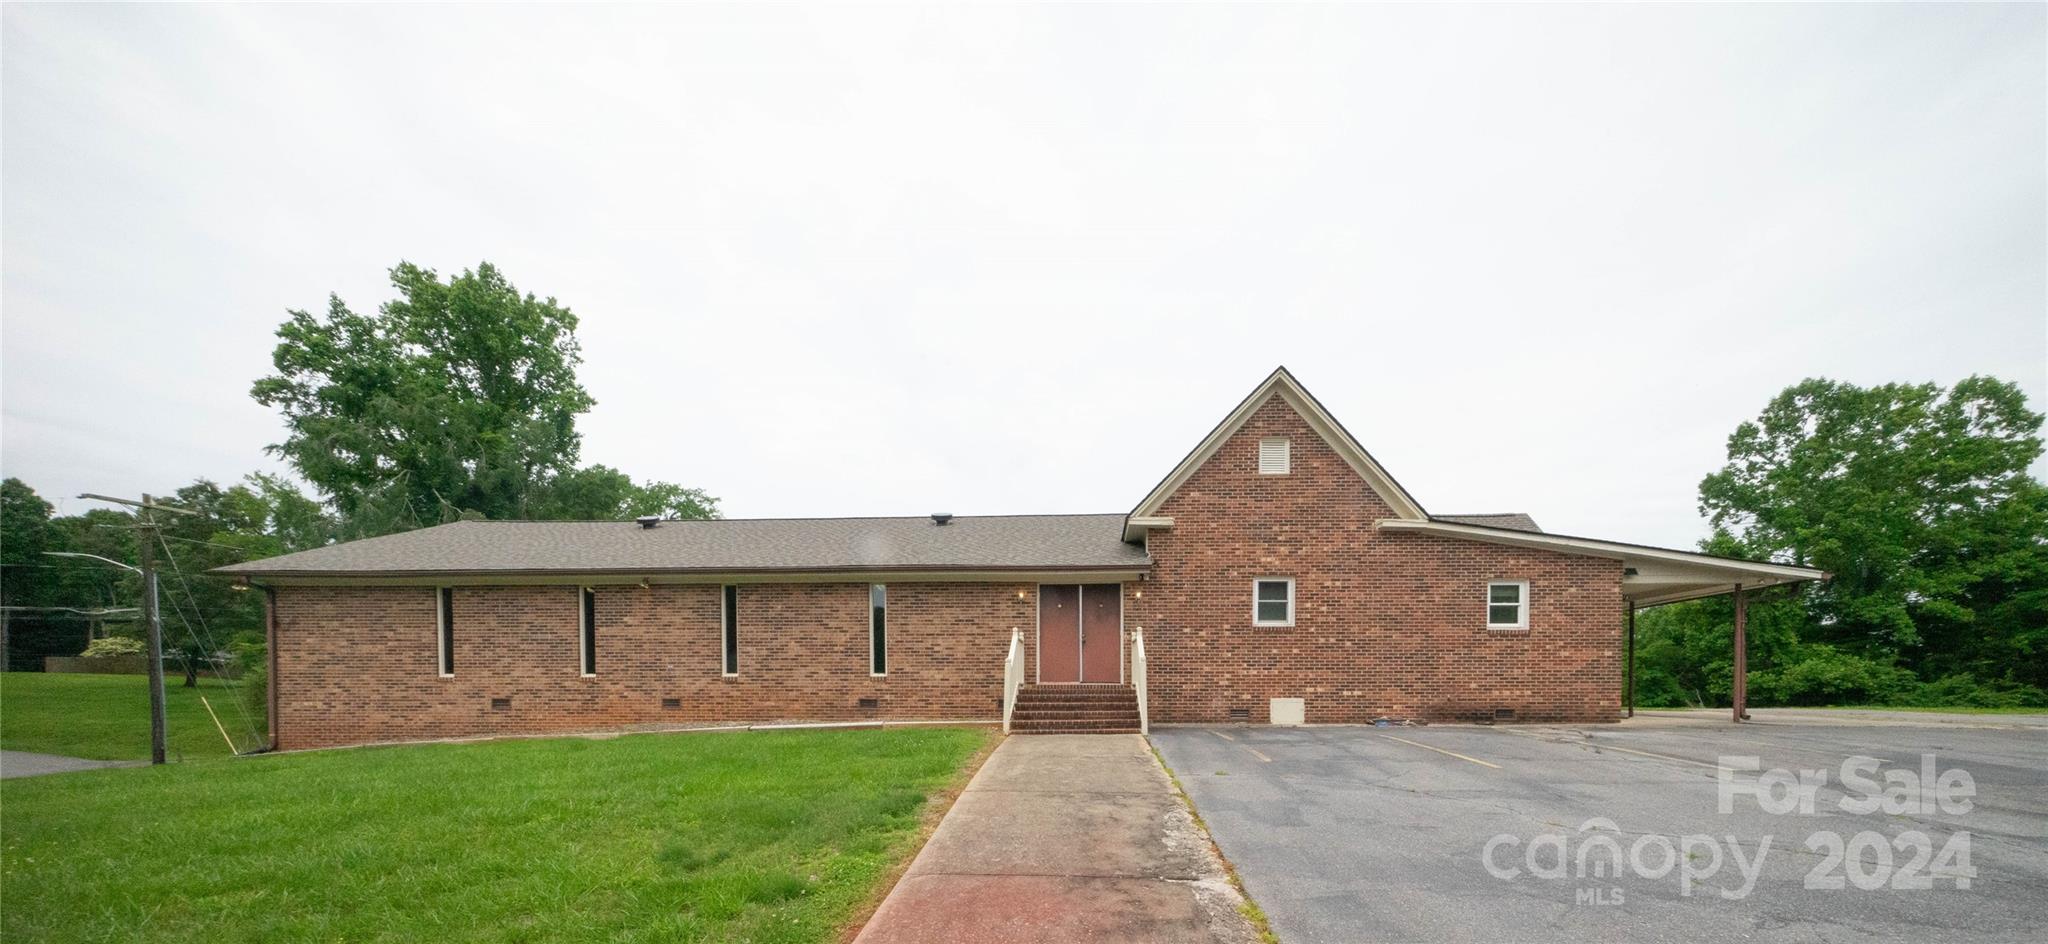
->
[1377,518,1827,605]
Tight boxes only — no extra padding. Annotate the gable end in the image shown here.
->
[1125,367,1427,540]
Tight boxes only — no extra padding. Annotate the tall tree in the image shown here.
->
[1697,376,2048,686]
[252,262,593,527]
[252,261,715,535]
[1,478,57,609]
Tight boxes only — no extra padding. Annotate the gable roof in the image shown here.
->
[1434,512,1542,533]
[1125,367,1428,539]
[216,514,1148,579]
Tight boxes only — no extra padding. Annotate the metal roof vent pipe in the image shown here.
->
[636,516,661,529]
[930,512,953,526]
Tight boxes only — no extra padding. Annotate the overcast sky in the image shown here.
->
[3,3,2043,549]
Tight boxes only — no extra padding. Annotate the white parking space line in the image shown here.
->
[1378,734,1502,769]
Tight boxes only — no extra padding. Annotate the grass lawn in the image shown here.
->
[2,725,994,943]
[1,671,265,759]
[1637,705,2047,715]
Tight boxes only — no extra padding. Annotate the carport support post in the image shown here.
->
[1730,585,1747,724]
[1626,602,1636,718]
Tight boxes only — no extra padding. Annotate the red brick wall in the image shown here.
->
[271,581,1040,750]
[1126,394,1624,724]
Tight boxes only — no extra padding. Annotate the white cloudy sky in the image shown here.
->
[3,3,2043,549]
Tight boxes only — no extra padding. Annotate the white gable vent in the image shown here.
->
[1258,438,1290,475]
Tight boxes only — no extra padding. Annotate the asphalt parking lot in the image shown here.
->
[1151,713,2048,944]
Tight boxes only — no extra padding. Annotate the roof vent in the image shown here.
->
[636,516,661,529]
[930,512,953,526]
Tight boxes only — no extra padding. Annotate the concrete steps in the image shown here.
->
[1009,684,1141,735]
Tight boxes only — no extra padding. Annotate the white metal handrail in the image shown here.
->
[1131,627,1148,735]
[1001,627,1024,734]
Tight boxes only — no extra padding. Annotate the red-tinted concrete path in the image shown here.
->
[853,734,1259,944]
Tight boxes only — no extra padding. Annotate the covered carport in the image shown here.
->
[1377,519,1829,721]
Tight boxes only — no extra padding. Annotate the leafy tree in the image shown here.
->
[1636,376,2048,708]
[529,465,719,521]
[253,261,592,526]
[1698,376,2047,674]
[1,478,57,608]
[252,261,716,534]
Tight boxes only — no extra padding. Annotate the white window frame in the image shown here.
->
[1487,581,1530,630]
[1252,578,1295,627]
[436,587,454,678]
[869,583,888,677]
[1258,437,1291,475]
[578,587,597,678]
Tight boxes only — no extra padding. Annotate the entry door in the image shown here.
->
[1037,584,1122,683]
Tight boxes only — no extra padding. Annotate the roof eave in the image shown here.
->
[1376,518,1828,582]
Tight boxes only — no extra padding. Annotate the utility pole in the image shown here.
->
[137,503,166,764]
[73,493,195,765]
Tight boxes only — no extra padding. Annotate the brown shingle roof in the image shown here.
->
[215,514,1149,577]
[1433,513,1542,533]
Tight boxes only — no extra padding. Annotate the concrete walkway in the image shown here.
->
[855,734,1260,944]
[0,750,141,779]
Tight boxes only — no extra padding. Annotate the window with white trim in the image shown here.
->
[1258,438,1291,475]
[869,584,887,676]
[1253,578,1294,626]
[1487,581,1528,629]
[436,587,455,676]
[579,587,597,676]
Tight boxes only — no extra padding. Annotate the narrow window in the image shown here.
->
[722,585,739,676]
[579,587,597,676]
[437,587,455,676]
[870,584,888,676]
[1253,578,1294,627]
[1258,437,1290,474]
[1487,581,1528,629]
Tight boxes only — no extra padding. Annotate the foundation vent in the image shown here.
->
[1493,707,1517,723]
[490,697,512,711]
[661,697,682,709]
[1228,707,1251,723]
[857,697,879,710]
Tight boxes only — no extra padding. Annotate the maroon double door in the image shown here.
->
[1038,584,1123,683]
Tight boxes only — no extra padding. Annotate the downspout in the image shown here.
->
[253,580,280,752]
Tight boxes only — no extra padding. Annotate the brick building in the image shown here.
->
[220,368,1823,750]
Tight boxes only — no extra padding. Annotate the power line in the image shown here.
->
[153,532,264,753]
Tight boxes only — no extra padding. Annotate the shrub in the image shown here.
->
[1914,674,2048,708]
[80,636,146,658]
[1747,646,1918,706]
[228,631,269,734]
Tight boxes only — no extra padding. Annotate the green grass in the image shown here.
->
[1,671,265,759]
[1637,704,2046,716]
[2,725,993,944]
[1806,704,2047,715]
